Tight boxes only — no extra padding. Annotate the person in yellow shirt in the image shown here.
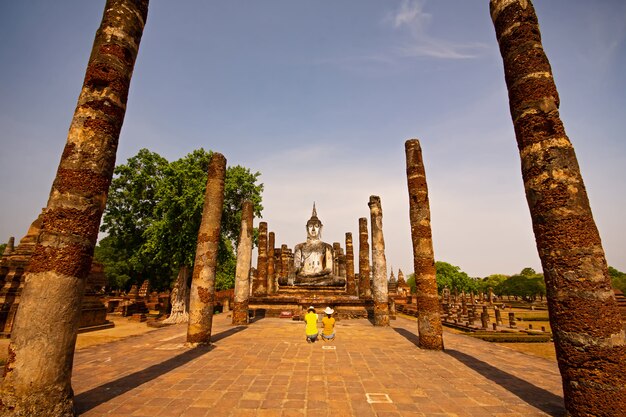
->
[304,306,319,343]
[321,306,335,341]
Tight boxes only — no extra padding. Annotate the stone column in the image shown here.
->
[232,200,253,326]
[267,231,276,294]
[187,153,226,345]
[345,232,357,296]
[481,306,489,329]
[2,237,14,257]
[338,248,346,278]
[280,244,288,281]
[405,139,444,350]
[0,1,148,414]
[332,242,341,277]
[358,217,372,299]
[369,196,389,326]
[252,222,268,296]
[491,1,625,414]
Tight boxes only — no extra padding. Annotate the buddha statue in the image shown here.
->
[291,204,345,286]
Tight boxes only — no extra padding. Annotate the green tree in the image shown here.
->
[97,149,170,289]
[97,148,263,291]
[479,274,508,296]
[434,261,477,293]
[609,266,626,293]
[0,243,6,255]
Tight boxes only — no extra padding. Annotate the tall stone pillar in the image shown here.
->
[0,1,149,415]
[345,232,357,296]
[369,196,389,326]
[490,1,625,414]
[338,248,346,278]
[252,222,268,296]
[187,153,226,345]
[280,244,289,281]
[405,139,444,350]
[232,200,253,325]
[358,217,372,299]
[267,231,276,294]
[332,242,341,277]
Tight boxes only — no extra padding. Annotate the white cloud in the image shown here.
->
[385,0,487,60]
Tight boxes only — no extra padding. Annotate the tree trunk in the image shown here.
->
[232,200,253,325]
[186,153,227,345]
[358,217,372,299]
[490,1,626,415]
[369,196,389,326]
[405,139,444,350]
[0,1,148,415]
[163,266,190,324]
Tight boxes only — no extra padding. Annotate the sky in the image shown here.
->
[1,1,625,278]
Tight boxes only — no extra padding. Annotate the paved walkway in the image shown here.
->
[72,314,565,416]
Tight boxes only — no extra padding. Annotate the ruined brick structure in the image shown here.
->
[405,139,444,350]
[232,200,253,326]
[369,196,389,326]
[187,153,226,345]
[490,0,625,414]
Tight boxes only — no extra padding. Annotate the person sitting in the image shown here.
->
[304,306,319,343]
[321,306,336,341]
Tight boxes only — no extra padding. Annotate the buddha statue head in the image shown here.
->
[306,203,323,241]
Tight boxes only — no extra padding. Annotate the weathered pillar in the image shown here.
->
[495,307,503,326]
[187,153,226,346]
[345,232,356,296]
[332,242,341,277]
[2,237,14,257]
[338,248,346,278]
[252,222,268,296]
[358,217,372,299]
[0,1,148,414]
[280,244,288,280]
[232,200,253,326]
[490,1,625,414]
[481,306,490,329]
[405,139,444,350]
[267,231,276,294]
[369,196,389,326]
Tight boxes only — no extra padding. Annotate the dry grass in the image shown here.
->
[0,314,158,363]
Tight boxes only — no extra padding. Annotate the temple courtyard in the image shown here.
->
[61,313,563,416]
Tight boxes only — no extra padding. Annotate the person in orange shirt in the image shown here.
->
[321,306,335,341]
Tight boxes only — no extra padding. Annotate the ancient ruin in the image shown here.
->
[250,204,385,319]
[369,196,389,326]
[232,200,254,325]
[405,139,444,350]
[0,1,148,414]
[187,153,226,345]
[490,0,626,414]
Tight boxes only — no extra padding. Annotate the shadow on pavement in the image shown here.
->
[74,325,247,414]
[391,327,565,416]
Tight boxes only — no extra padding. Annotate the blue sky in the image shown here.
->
[1,1,625,278]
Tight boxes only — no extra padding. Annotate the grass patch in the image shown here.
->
[470,333,551,343]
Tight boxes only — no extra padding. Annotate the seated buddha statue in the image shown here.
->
[292,204,345,286]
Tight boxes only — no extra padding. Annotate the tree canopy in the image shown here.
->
[95,148,263,291]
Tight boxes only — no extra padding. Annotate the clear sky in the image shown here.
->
[1,1,625,278]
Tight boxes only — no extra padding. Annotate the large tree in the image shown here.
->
[97,148,263,292]
[0,1,149,415]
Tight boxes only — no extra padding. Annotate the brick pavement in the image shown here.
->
[72,314,565,416]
